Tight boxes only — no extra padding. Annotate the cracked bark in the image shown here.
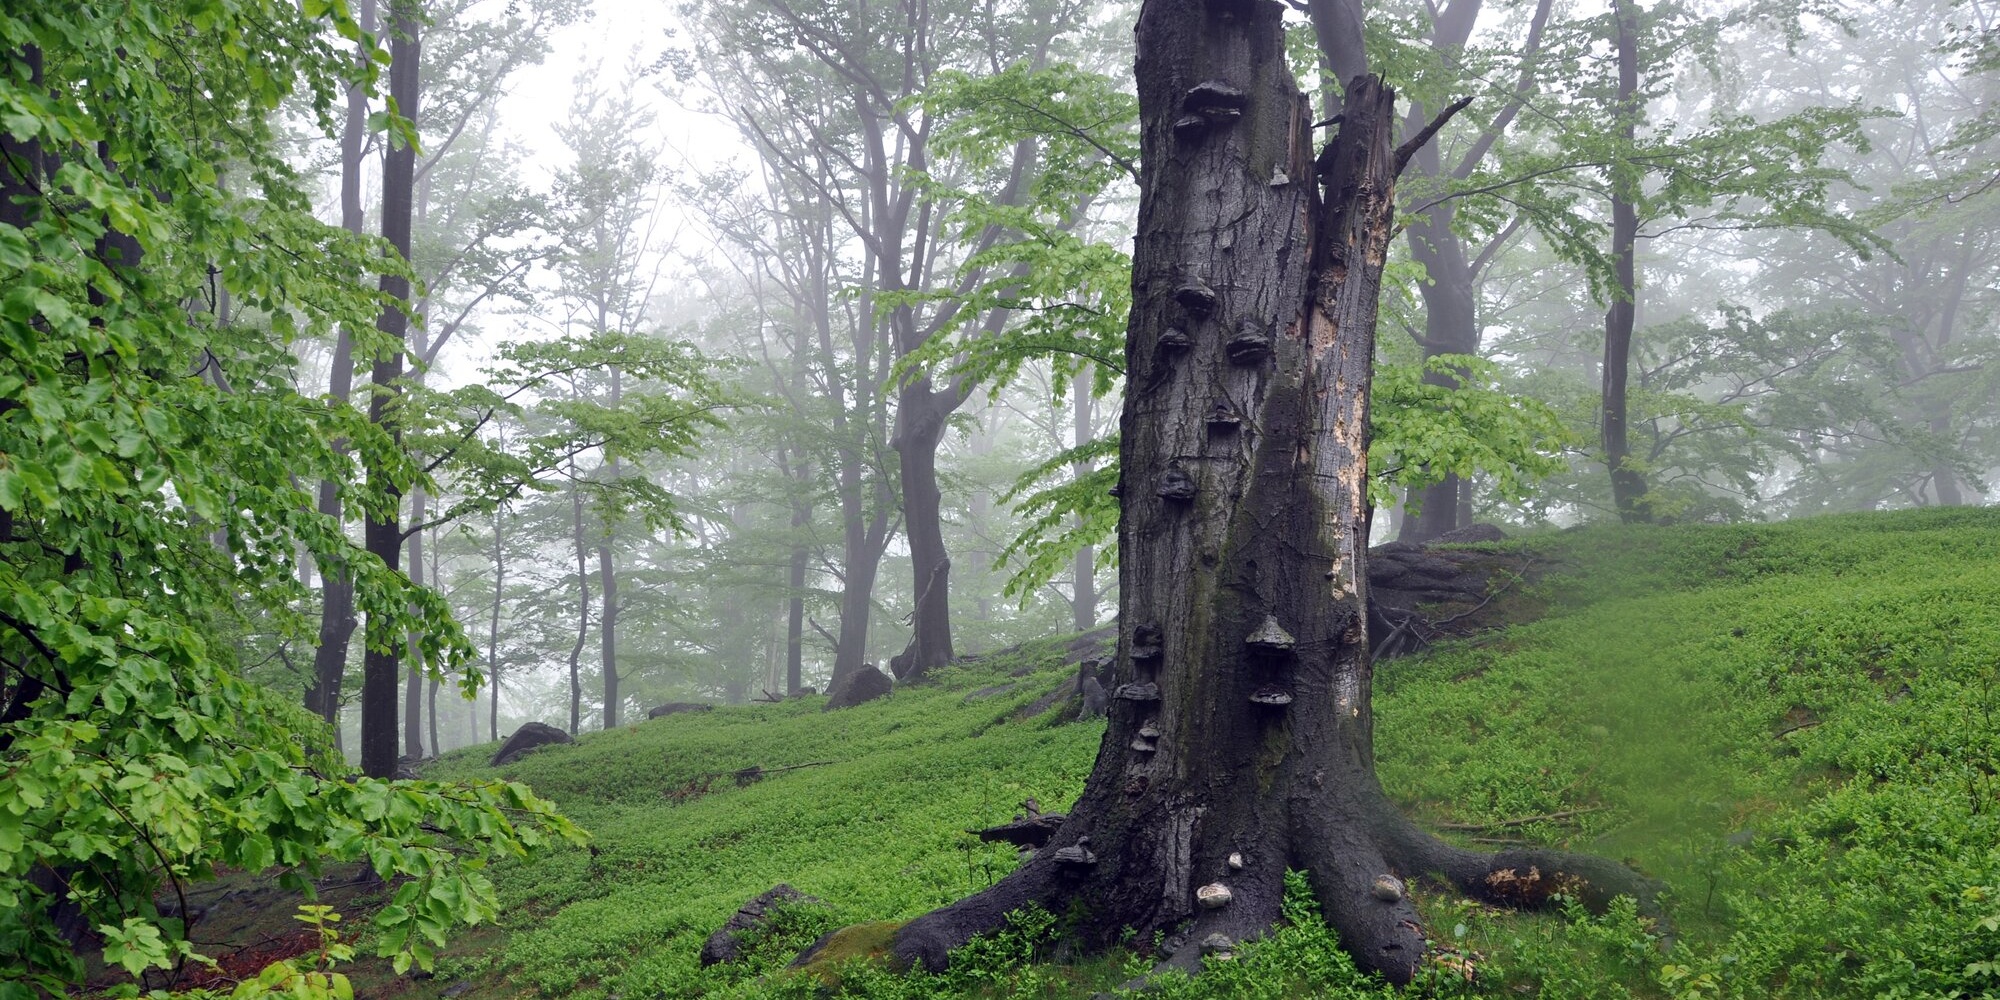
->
[856,0,1656,984]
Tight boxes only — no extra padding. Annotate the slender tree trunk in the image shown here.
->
[404,485,427,759]
[426,522,440,753]
[783,451,810,697]
[487,504,505,742]
[567,465,590,735]
[305,0,377,727]
[1601,0,1649,522]
[875,2,1650,984]
[598,494,619,728]
[1071,376,1097,631]
[360,0,421,780]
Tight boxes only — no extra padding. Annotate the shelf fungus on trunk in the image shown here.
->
[1158,466,1198,502]
[1050,837,1097,867]
[1185,79,1248,119]
[1370,874,1406,902]
[1158,326,1193,351]
[1173,278,1218,318]
[1205,400,1242,430]
[1226,320,1273,365]
[1244,614,1296,654]
[1113,681,1162,702]
[1246,685,1294,706]
[1195,883,1234,909]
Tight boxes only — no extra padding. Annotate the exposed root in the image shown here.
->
[1294,823,1429,985]
[1378,812,1665,921]
[887,857,1066,973]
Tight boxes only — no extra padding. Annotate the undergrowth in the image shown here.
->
[413,507,2000,1000]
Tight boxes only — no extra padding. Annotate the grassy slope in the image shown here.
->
[418,508,2000,1000]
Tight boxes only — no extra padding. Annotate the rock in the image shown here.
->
[1066,624,1118,662]
[699,884,824,967]
[1078,676,1109,720]
[489,722,572,767]
[823,664,894,710]
[962,683,1018,703]
[647,702,713,720]
[1432,522,1507,545]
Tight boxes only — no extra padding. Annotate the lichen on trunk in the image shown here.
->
[841,0,1658,985]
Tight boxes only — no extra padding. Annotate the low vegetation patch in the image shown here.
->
[408,508,2000,999]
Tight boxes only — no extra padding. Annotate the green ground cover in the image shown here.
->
[414,508,2000,999]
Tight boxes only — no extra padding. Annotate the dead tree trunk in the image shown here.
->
[876,0,1652,984]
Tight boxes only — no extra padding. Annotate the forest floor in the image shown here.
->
[178,508,2000,999]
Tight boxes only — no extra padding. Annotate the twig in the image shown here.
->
[1440,805,1606,831]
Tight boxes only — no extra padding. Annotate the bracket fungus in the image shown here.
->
[1183,80,1248,117]
[1195,883,1234,909]
[1226,321,1272,364]
[1371,874,1406,902]
[1114,682,1162,702]
[1244,614,1296,653]
[1158,466,1197,502]
[1205,400,1241,429]
[1173,279,1218,318]
[1051,836,1098,867]
[1157,326,1193,350]
[1248,685,1295,707]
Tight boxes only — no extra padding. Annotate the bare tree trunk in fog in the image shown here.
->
[1070,375,1097,631]
[487,502,505,741]
[566,458,590,735]
[1601,0,1650,522]
[306,0,378,729]
[600,371,622,728]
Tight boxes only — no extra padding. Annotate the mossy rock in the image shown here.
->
[788,921,907,985]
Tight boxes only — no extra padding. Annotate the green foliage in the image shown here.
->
[1370,354,1575,513]
[0,3,583,991]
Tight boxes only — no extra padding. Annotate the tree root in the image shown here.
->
[850,805,1663,989]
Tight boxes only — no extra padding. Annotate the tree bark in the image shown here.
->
[305,0,376,728]
[360,0,420,780]
[873,1,1652,984]
[1601,0,1649,522]
[889,384,954,679]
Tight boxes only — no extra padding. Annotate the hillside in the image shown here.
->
[381,509,2000,999]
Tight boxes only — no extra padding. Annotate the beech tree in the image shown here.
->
[861,0,1652,983]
